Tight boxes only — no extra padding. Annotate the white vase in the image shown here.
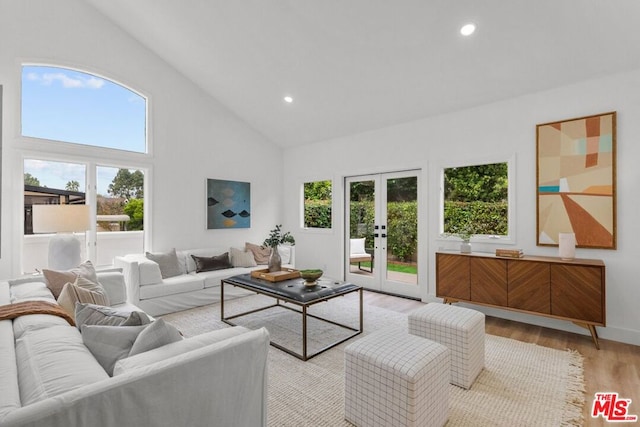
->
[460,241,472,254]
[558,233,576,260]
[268,247,282,272]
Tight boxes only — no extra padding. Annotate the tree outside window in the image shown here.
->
[24,164,144,233]
[97,167,144,231]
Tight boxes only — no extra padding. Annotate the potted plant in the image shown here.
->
[264,224,295,272]
[443,227,474,253]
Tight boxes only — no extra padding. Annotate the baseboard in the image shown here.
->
[422,295,640,347]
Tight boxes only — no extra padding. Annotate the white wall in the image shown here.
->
[283,69,640,346]
[1,0,637,346]
[0,0,283,278]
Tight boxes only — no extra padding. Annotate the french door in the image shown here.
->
[345,170,420,298]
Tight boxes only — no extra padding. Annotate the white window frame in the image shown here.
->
[20,152,152,269]
[299,177,334,233]
[438,154,516,245]
[17,62,153,272]
[21,63,149,154]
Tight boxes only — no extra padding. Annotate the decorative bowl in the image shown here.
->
[300,269,323,285]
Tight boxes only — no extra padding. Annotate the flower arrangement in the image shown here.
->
[263,224,295,248]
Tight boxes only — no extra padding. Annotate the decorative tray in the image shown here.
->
[250,268,301,282]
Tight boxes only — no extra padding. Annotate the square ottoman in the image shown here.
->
[344,327,450,427]
[408,303,485,389]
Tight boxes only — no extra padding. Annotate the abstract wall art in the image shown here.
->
[206,179,251,229]
[536,112,616,249]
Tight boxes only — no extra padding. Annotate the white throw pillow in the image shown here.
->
[230,247,258,268]
[350,238,366,255]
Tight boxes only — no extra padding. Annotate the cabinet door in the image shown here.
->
[436,254,470,300]
[470,258,507,306]
[550,265,604,324]
[508,261,550,314]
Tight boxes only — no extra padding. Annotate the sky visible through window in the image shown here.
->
[22,65,146,152]
[21,65,147,195]
[24,159,123,197]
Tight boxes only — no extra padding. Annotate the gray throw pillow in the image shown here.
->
[81,324,147,375]
[145,248,182,279]
[75,303,151,330]
[129,318,183,356]
[190,253,232,273]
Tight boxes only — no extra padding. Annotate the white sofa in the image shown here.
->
[0,270,270,427]
[114,246,295,316]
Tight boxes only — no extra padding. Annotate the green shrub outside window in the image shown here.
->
[443,162,508,236]
[304,180,332,229]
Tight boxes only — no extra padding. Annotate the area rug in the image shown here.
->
[161,294,585,426]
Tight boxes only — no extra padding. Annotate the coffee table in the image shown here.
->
[221,273,363,361]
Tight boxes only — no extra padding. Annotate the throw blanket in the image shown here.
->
[0,301,75,326]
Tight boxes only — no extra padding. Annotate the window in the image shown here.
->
[303,180,332,229]
[24,159,86,235]
[96,166,145,265]
[21,65,148,273]
[97,166,144,233]
[23,160,146,272]
[442,161,509,237]
[22,65,146,153]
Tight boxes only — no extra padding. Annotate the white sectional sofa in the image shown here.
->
[0,270,270,427]
[114,246,295,316]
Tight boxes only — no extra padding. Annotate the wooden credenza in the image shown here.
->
[435,251,606,348]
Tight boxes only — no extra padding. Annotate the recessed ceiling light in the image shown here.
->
[283,96,293,103]
[460,23,476,36]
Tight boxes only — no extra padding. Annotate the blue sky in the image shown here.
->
[22,66,146,195]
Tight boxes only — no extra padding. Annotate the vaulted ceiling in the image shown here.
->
[86,1,640,147]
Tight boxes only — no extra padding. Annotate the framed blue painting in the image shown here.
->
[206,179,251,229]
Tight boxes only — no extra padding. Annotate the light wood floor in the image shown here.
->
[365,291,640,427]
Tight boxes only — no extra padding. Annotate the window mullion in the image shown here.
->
[86,163,97,262]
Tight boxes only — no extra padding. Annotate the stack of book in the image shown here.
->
[495,248,524,258]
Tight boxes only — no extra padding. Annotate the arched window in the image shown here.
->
[21,65,149,273]
[22,65,146,153]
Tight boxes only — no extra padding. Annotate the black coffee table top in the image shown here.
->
[223,273,360,303]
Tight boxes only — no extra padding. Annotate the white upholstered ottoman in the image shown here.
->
[408,303,485,389]
[344,327,450,427]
